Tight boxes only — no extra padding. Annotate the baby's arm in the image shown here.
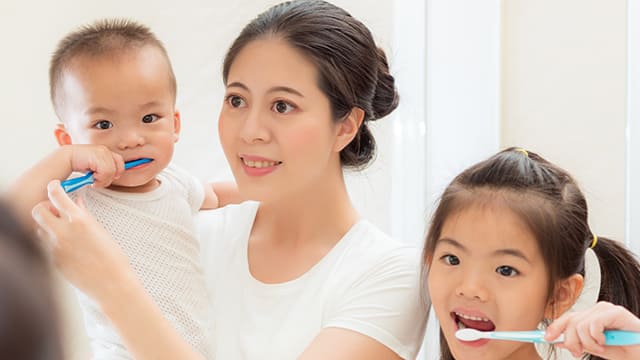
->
[5,145,124,228]
[201,181,241,210]
[545,301,640,360]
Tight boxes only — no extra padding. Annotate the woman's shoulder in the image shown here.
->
[348,220,421,262]
[332,220,423,280]
[197,201,259,253]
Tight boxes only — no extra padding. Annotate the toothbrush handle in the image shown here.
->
[604,330,640,346]
[60,158,152,193]
[61,173,95,193]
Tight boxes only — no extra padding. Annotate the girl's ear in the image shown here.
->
[333,107,364,152]
[544,274,584,319]
[54,124,72,146]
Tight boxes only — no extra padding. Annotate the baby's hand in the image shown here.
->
[67,145,125,188]
[545,301,640,359]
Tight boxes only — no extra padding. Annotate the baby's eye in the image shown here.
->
[226,95,246,108]
[441,254,460,266]
[271,100,295,114]
[94,120,113,130]
[142,114,159,123]
[496,265,519,277]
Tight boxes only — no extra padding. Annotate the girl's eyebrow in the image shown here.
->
[438,237,532,264]
[492,248,531,264]
[437,238,468,254]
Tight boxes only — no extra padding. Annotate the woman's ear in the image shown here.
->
[544,274,584,319]
[333,107,364,152]
[54,124,72,146]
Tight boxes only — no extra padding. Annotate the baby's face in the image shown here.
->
[56,45,179,192]
[427,203,550,360]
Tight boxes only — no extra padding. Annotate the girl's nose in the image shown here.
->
[455,272,490,302]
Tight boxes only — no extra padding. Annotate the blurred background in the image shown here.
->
[0,0,637,358]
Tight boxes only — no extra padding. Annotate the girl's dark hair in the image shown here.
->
[222,0,398,168]
[421,147,640,360]
[0,202,63,360]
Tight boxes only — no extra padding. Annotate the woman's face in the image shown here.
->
[427,203,551,360]
[219,38,343,203]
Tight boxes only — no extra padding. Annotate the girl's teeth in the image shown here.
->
[455,312,490,322]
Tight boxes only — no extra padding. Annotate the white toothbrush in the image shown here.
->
[456,328,640,346]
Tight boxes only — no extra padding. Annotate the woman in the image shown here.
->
[0,201,63,360]
[32,1,427,359]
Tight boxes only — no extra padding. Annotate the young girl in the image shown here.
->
[423,147,640,360]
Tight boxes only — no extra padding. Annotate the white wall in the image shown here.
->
[502,0,628,241]
[628,0,640,253]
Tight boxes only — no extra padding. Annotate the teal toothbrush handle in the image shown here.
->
[60,158,152,193]
[488,330,640,346]
[604,330,640,346]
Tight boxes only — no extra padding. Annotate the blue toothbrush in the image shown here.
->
[60,158,152,193]
[456,328,640,346]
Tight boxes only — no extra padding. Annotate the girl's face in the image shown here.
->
[218,38,344,203]
[427,203,551,360]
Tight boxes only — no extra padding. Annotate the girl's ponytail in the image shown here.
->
[593,237,640,316]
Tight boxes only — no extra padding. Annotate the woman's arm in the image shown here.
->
[32,180,203,360]
[299,246,427,360]
[299,328,402,360]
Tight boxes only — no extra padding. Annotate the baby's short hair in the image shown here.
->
[49,18,176,118]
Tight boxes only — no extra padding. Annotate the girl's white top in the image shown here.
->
[199,201,427,360]
[72,164,212,359]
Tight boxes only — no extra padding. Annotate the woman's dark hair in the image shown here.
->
[421,147,640,360]
[222,0,398,168]
[0,202,63,359]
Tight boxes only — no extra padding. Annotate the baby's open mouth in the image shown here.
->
[452,311,496,332]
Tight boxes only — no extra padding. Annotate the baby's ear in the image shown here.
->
[53,123,72,146]
[544,274,584,319]
[173,110,181,142]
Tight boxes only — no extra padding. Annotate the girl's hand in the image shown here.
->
[31,180,131,300]
[545,301,640,359]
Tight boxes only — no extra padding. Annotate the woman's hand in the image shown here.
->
[31,180,131,300]
[545,301,640,359]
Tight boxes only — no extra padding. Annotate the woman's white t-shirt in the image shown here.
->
[198,201,427,360]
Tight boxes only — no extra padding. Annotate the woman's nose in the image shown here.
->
[239,107,269,144]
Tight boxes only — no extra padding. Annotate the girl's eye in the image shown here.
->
[95,120,113,130]
[227,95,246,108]
[442,254,460,266]
[142,114,159,123]
[496,265,519,277]
[272,100,295,114]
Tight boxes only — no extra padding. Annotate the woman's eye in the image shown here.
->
[95,120,113,130]
[496,265,519,277]
[142,114,159,123]
[227,95,246,108]
[272,100,295,114]
[442,254,460,266]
